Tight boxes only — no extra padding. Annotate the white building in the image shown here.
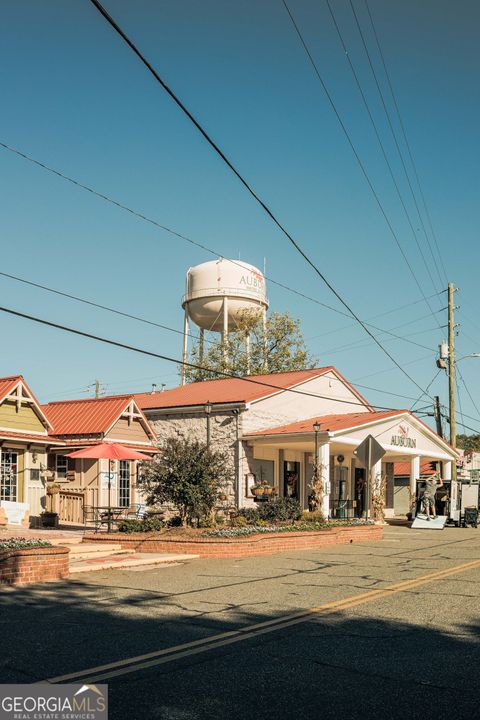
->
[133,366,458,518]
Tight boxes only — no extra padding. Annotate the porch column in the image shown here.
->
[410,456,420,517]
[443,460,452,481]
[318,441,330,519]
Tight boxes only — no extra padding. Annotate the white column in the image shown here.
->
[443,460,452,481]
[410,456,420,517]
[318,441,330,520]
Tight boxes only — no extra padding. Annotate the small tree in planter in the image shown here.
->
[138,437,227,527]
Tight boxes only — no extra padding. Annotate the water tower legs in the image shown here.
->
[199,329,205,368]
[222,296,229,370]
[263,308,268,371]
[181,307,189,385]
[246,332,251,375]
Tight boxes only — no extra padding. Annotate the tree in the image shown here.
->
[456,434,480,452]
[185,310,317,382]
[138,437,227,526]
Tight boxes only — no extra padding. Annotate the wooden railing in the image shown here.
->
[58,487,99,525]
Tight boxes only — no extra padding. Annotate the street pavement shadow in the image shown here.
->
[0,578,478,720]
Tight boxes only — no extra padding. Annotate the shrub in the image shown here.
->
[117,517,165,533]
[236,508,261,524]
[230,515,249,528]
[257,497,302,523]
[139,437,228,526]
[300,510,325,523]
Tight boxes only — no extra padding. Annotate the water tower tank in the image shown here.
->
[182,259,269,332]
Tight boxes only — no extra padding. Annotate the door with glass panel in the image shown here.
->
[1,450,18,502]
[119,460,131,508]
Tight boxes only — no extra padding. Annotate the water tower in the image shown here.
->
[181,259,269,383]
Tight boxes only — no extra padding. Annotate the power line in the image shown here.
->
[347,0,444,295]
[282,0,442,331]
[0,142,443,373]
[0,303,418,412]
[456,364,480,422]
[0,140,360,325]
[325,0,443,309]
[86,0,435,399]
[363,0,449,285]
[0,267,437,357]
[409,368,442,411]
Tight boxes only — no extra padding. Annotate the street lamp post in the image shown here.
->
[205,401,212,447]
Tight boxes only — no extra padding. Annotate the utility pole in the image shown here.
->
[95,379,101,398]
[447,283,456,449]
[433,396,443,438]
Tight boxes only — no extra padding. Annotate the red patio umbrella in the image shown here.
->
[67,442,154,531]
[67,442,153,461]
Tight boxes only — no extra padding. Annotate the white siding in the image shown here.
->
[243,371,370,434]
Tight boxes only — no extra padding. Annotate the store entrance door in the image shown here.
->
[283,461,300,500]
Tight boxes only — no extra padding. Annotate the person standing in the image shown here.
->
[421,473,444,520]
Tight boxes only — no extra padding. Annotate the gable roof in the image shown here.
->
[247,410,404,437]
[246,409,458,456]
[0,374,52,430]
[43,395,155,439]
[133,366,372,411]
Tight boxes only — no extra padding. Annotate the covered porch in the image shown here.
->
[242,410,458,518]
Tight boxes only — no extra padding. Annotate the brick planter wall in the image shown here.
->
[84,525,382,558]
[0,546,70,585]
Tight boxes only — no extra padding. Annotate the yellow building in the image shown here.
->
[0,375,59,525]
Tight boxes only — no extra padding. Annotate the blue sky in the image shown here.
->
[1,0,479,433]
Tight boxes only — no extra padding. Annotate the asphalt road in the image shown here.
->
[2,524,479,720]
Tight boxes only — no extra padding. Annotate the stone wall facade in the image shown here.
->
[146,408,242,505]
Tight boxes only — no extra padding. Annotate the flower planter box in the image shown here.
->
[84,524,383,559]
[0,545,70,585]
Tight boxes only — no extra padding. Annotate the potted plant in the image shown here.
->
[41,511,59,528]
[46,483,61,495]
[251,483,265,497]
[262,483,274,496]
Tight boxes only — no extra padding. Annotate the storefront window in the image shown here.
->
[1,449,18,502]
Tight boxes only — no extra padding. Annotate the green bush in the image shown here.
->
[230,515,249,528]
[257,497,302,523]
[117,517,165,533]
[236,508,260,524]
[300,510,325,523]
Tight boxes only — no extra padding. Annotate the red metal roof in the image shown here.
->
[0,376,22,403]
[394,461,436,476]
[0,430,63,444]
[248,410,406,436]
[43,395,152,437]
[133,367,367,410]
